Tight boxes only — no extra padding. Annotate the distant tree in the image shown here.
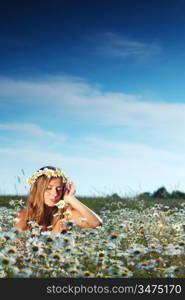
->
[138,192,151,199]
[171,190,185,199]
[152,187,170,199]
[110,193,121,199]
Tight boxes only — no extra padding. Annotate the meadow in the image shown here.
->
[0,192,185,278]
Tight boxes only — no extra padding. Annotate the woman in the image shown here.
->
[15,166,102,233]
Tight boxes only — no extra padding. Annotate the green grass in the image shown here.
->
[0,195,27,208]
[1,194,185,214]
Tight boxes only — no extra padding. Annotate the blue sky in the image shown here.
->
[0,0,185,196]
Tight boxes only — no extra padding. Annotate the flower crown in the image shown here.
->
[27,167,69,186]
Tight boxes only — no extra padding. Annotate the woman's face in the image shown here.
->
[44,177,64,207]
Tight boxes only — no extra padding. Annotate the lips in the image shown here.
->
[49,199,57,203]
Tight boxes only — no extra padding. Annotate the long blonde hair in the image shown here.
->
[26,172,66,231]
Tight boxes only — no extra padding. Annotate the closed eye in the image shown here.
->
[46,187,63,191]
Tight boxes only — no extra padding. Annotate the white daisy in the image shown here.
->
[55,200,66,209]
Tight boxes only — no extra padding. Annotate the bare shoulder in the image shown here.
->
[17,209,27,220]
[15,209,28,230]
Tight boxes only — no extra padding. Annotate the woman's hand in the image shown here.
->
[63,182,76,204]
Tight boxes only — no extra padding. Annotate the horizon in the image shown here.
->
[1,185,185,199]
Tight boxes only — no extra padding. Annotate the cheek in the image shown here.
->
[44,191,50,199]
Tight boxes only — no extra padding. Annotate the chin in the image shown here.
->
[45,202,55,207]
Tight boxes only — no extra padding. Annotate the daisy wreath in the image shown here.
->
[27,167,69,186]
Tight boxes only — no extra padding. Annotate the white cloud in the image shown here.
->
[0,122,66,143]
[0,75,96,105]
[0,76,185,145]
[83,137,184,163]
[0,76,185,196]
[0,144,185,196]
[95,32,162,60]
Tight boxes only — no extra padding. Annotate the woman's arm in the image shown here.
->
[63,182,103,228]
